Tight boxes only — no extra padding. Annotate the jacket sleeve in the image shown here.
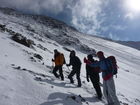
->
[86,65,90,76]
[90,61,100,67]
[67,58,72,66]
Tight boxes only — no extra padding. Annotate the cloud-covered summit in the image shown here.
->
[0,0,103,34]
[0,0,67,14]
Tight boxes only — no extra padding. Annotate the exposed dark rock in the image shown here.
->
[11,64,15,66]
[33,53,43,60]
[11,33,34,48]
[79,44,96,56]
[14,66,21,69]
[63,47,71,52]
[22,68,27,70]
[37,44,47,51]
[0,24,6,32]
[26,25,35,32]
[30,57,36,62]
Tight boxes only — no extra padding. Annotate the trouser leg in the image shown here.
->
[68,69,76,83]
[107,77,120,105]
[76,71,81,87]
[103,78,120,105]
[58,66,64,80]
[53,66,59,78]
[90,74,102,98]
[103,80,113,104]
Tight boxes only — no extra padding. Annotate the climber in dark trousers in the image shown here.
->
[84,51,120,105]
[86,54,102,100]
[52,49,65,80]
[66,50,82,87]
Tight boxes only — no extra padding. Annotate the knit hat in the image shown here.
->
[87,54,93,59]
[97,51,104,57]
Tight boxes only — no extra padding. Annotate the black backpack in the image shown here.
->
[61,53,66,64]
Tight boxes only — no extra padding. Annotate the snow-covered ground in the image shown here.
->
[0,7,140,105]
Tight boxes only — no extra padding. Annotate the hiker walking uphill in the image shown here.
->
[52,49,65,81]
[66,50,82,87]
[86,54,102,100]
[84,51,120,105]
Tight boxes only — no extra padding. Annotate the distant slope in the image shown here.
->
[117,41,140,51]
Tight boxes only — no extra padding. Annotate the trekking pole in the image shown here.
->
[116,65,119,78]
[51,61,54,70]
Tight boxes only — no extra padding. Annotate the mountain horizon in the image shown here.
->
[1,0,140,41]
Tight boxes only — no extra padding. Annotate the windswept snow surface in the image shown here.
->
[0,8,140,105]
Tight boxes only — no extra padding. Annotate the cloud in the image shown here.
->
[0,0,107,35]
[40,0,66,14]
[124,13,135,20]
[109,33,120,40]
[70,0,105,35]
[0,0,129,40]
[0,0,67,15]
[110,25,127,31]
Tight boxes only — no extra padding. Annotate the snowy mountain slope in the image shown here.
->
[0,7,140,105]
[0,28,103,105]
[0,7,95,55]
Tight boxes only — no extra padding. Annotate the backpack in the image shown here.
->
[93,61,101,73]
[106,56,118,75]
[61,53,66,64]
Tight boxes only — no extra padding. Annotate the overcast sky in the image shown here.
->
[0,0,140,41]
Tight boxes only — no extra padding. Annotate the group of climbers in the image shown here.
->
[52,49,82,87]
[52,49,120,105]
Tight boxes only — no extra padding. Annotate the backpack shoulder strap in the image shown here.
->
[104,58,112,73]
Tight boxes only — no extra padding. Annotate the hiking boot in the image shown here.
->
[54,75,59,79]
[95,96,102,101]
[68,77,74,83]
[61,78,64,81]
[70,81,74,83]
[98,97,102,100]
[108,103,114,105]
[77,84,81,87]
[54,73,59,78]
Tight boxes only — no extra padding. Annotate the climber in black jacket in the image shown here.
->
[86,54,102,100]
[66,50,82,87]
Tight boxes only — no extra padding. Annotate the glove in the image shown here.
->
[84,57,87,63]
[52,59,54,62]
[84,57,91,64]
[66,64,69,66]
